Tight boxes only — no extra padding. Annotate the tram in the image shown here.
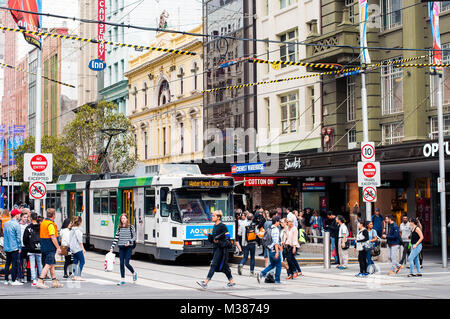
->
[45,164,235,261]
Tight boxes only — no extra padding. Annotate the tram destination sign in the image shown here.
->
[182,178,234,188]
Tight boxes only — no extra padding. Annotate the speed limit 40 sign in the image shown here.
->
[361,142,375,162]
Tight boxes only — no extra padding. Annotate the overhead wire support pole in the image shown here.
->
[35,49,42,216]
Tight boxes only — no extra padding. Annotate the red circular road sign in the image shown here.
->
[30,154,48,172]
[361,143,375,160]
[363,186,377,202]
[29,181,47,200]
[362,162,377,178]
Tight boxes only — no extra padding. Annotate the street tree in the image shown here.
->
[63,100,137,174]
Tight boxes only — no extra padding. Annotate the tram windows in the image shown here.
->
[109,191,117,215]
[160,187,170,217]
[144,188,155,216]
[101,191,109,214]
[76,192,84,213]
[93,191,101,214]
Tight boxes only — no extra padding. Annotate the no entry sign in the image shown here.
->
[24,153,53,182]
[29,181,47,200]
[358,161,380,187]
[363,186,377,203]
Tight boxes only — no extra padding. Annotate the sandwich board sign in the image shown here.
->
[24,153,53,182]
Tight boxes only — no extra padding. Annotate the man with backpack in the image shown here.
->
[23,212,42,286]
[257,216,283,284]
[237,213,257,276]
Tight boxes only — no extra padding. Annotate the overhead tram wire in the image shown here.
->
[0,6,447,54]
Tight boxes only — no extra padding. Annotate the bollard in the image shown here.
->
[323,231,330,269]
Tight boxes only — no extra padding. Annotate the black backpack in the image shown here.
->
[265,272,275,283]
[28,226,41,251]
[261,226,273,247]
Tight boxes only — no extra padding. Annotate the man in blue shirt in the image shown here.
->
[257,216,283,284]
[3,209,23,285]
[372,208,385,239]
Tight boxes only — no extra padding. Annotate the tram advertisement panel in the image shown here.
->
[185,224,234,240]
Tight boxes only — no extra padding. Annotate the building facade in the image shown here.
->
[125,25,204,165]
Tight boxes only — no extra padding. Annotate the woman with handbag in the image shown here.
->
[59,218,73,279]
[197,210,236,289]
[110,214,137,285]
[336,215,349,270]
[69,217,86,281]
[355,219,370,277]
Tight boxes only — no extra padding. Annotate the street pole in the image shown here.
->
[361,71,371,222]
[35,49,42,216]
[436,73,448,268]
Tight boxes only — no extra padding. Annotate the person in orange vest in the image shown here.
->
[1,210,10,235]
[35,208,63,289]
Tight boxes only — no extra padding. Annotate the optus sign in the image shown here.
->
[423,142,450,157]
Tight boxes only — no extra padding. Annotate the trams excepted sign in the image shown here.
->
[29,181,47,200]
[358,161,380,187]
[361,142,375,162]
[24,153,53,182]
[363,186,377,203]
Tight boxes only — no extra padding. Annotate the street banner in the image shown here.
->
[8,125,26,166]
[0,125,5,165]
[98,0,106,61]
[430,2,443,75]
[359,0,371,64]
[8,0,42,49]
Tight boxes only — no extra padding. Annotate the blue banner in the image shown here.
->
[231,162,265,175]
[185,224,234,240]
[8,125,26,166]
[0,125,5,165]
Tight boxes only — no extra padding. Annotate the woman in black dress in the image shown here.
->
[197,210,236,289]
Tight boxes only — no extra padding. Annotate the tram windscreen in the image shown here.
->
[175,191,233,223]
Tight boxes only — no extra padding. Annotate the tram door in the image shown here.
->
[134,188,145,244]
[68,192,77,220]
[122,189,134,225]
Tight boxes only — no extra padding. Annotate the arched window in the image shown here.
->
[133,86,138,110]
[192,62,198,91]
[158,80,170,106]
[143,82,148,107]
[178,67,184,96]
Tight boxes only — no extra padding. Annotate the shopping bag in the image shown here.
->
[104,252,116,272]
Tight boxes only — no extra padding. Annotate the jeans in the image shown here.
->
[119,246,134,279]
[285,246,301,276]
[261,249,282,283]
[72,251,85,277]
[240,243,256,272]
[28,253,43,281]
[5,250,19,282]
[388,245,401,271]
[408,243,422,274]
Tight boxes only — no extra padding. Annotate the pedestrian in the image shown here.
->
[70,216,86,281]
[372,208,384,240]
[355,219,370,277]
[327,211,340,265]
[336,215,349,270]
[366,221,379,274]
[399,214,412,266]
[18,210,31,283]
[310,210,323,244]
[110,214,137,285]
[303,208,313,243]
[415,217,424,268]
[407,218,424,277]
[279,218,290,274]
[285,215,302,279]
[197,210,235,288]
[383,215,403,275]
[287,209,298,229]
[3,209,23,285]
[234,209,243,256]
[256,216,283,284]
[60,218,73,279]
[298,210,306,230]
[35,208,64,289]
[262,210,277,267]
[23,212,43,286]
[237,213,257,276]
[1,209,10,236]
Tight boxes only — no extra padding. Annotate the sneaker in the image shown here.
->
[32,280,37,287]
[416,273,422,277]
[10,281,24,286]
[256,272,264,284]
[35,281,49,289]
[407,274,416,277]
[250,271,255,276]
[362,273,369,277]
[196,281,208,289]
[51,280,63,288]
[63,275,69,279]
[388,270,395,275]
[355,273,363,277]
[396,265,403,274]
[133,272,138,282]
[337,266,348,270]
[3,280,9,285]
[286,275,293,280]
[226,282,236,288]
[237,264,243,276]
[117,281,126,286]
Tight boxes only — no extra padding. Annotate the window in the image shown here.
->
[163,127,167,156]
[382,122,404,145]
[382,0,402,31]
[143,82,148,107]
[280,29,298,68]
[133,87,138,110]
[144,188,156,216]
[345,0,355,24]
[443,1,450,12]
[280,92,298,134]
[178,67,184,95]
[192,117,199,152]
[430,116,450,140]
[192,62,198,91]
[101,190,109,214]
[308,86,316,128]
[265,98,270,138]
[431,43,450,107]
[347,76,356,121]
[348,129,357,145]
[109,191,117,215]
[144,131,148,159]
[381,58,403,115]
[93,191,101,214]
[280,0,297,9]
[160,187,170,217]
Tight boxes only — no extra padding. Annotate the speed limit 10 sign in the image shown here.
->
[361,142,375,162]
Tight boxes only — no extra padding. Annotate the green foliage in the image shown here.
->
[63,100,137,174]
[12,135,79,192]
